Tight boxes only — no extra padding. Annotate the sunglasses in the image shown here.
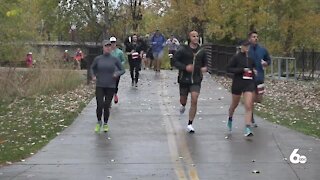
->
[104,44,112,47]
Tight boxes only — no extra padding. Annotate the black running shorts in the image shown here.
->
[231,81,256,95]
[179,83,201,96]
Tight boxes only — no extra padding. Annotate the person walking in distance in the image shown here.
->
[166,34,180,70]
[151,30,166,73]
[226,40,256,137]
[74,48,84,70]
[248,31,271,127]
[91,40,125,133]
[173,30,207,133]
[125,34,144,87]
[25,52,33,68]
[110,36,126,104]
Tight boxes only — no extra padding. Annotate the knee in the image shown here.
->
[191,99,198,107]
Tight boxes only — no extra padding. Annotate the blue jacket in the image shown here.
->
[151,34,166,53]
[248,44,271,82]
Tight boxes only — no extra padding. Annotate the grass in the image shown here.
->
[0,56,95,165]
[0,84,94,165]
[254,97,320,138]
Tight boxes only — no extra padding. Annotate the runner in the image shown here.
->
[151,30,166,73]
[173,30,207,133]
[90,40,125,133]
[110,36,126,104]
[248,31,271,127]
[226,40,256,137]
[166,34,180,70]
[125,34,144,87]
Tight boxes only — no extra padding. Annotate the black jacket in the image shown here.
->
[226,52,256,81]
[173,44,207,84]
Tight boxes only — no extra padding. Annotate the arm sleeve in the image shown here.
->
[264,49,271,65]
[114,58,125,77]
[173,47,187,70]
[226,55,244,74]
[119,51,126,65]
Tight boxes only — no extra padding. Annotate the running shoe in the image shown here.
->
[114,94,119,104]
[94,124,101,133]
[227,117,233,132]
[179,105,186,115]
[103,124,109,132]
[244,126,253,137]
[187,125,195,133]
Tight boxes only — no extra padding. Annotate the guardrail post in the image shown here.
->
[286,58,289,80]
[278,57,281,79]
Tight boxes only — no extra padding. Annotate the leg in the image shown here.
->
[157,51,163,71]
[115,78,120,94]
[95,87,105,123]
[179,83,189,112]
[113,78,120,103]
[129,60,135,85]
[243,91,255,136]
[180,96,187,106]
[243,91,254,126]
[134,61,141,84]
[189,91,200,122]
[103,88,116,124]
[228,94,241,118]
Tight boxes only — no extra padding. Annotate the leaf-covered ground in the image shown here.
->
[0,84,94,165]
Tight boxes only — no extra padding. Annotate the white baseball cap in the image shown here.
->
[110,37,117,42]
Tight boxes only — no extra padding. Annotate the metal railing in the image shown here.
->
[269,56,296,80]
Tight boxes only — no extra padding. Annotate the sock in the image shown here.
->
[228,117,233,121]
[188,120,193,125]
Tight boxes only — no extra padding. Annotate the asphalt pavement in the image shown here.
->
[0,70,319,180]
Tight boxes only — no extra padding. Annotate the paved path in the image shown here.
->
[0,70,319,180]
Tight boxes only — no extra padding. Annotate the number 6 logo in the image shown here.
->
[290,149,307,164]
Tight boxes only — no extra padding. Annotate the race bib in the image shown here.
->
[132,52,139,59]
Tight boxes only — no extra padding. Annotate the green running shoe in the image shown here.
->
[94,124,101,133]
[103,124,109,132]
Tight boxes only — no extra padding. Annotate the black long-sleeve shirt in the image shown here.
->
[227,52,256,85]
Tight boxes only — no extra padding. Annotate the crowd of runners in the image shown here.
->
[90,29,271,137]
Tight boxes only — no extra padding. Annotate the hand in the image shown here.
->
[261,59,268,67]
[186,64,194,72]
[92,76,96,81]
[253,69,258,75]
[201,67,208,73]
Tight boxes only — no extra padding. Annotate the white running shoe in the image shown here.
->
[179,105,186,115]
[187,125,195,133]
